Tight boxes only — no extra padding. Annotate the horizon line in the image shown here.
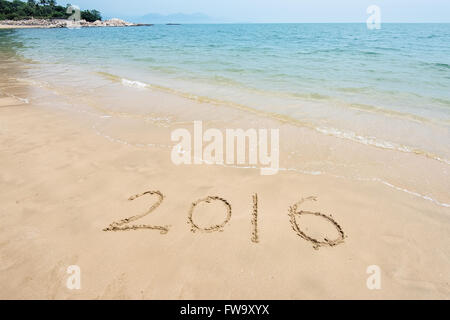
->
[106,21,450,24]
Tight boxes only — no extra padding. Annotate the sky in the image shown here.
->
[56,0,450,23]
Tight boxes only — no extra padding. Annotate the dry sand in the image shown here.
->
[0,60,449,299]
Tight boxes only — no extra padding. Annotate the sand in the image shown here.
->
[0,65,449,300]
[0,25,49,29]
[1,98,449,300]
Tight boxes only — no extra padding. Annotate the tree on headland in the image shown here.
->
[0,0,102,21]
[81,9,101,22]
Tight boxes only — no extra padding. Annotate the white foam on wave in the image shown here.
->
[191,157,450,208]
[91,119,450,209]
[370,178,450,208]
[0,90,30,104]
[115,75,450,167]
[316,126,450,165]
[121,78,147,89]
[21,73,449,209]
[101,73,450,167]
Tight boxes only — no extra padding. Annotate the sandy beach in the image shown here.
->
[0,51,449,300]
[0,25,47,29]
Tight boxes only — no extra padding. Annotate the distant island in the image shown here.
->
[0,0,102,22]
[124,12,215,24]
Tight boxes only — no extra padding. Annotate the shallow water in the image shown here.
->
[1,24,449,207]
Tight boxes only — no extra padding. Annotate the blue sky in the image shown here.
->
[56,0,450,22]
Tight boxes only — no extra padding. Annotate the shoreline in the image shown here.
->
[0,53,449,299]
[0,18,152,29]
[0,25,50,29]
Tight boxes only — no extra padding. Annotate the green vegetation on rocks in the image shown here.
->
[0,0,101,22]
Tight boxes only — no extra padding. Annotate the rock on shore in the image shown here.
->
[0,18,151,28]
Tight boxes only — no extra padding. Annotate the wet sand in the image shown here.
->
[0,63,449,299]
[0,25,50,29]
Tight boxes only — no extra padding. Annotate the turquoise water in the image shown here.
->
[3,24,450,149]
[9,23,450,159]
[11,25,450,100]
[1,23,450,206]
[9,24,450,110]
[4,23,450,146]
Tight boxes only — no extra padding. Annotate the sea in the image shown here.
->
[1,23,449,207]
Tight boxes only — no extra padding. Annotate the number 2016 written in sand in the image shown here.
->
[103,191,346,250]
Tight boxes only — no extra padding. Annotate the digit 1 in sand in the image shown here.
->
[251,193,259,243]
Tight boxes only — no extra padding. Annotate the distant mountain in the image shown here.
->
[134,13,213,24]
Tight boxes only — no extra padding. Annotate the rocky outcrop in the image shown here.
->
[0,18,67,28]
[89,18,135,27]
[0,18,152,28]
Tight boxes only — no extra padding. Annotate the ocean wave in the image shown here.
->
[359,51,381,56]
[169,73,448,126]
[133,57,156,63]
[34,74,445,210]
[97,72,450,166]
[191,161,449,208]
[431,97,450,107]
[336,87,370,93]
[91,120,450,209]
[92,119,450,209]
[347,102,450,126]
[374,179,450,208]
[434,63,450,69]
[121,78,147,89]
[0,90,30,104]
[419,61,450,71]
[315,126,450,165]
